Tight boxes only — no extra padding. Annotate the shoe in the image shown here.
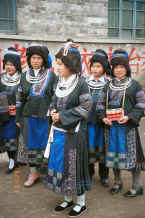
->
[124,187,144,198]
[24,173,40,187]
[100,178,109,188]
[55,201,74,212]
[68,204,86,217]
[110,183,123,195]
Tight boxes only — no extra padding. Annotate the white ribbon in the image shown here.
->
[44,125,54,159]
[44,122,81,159]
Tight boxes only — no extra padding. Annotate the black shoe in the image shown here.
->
[110,183,123,195]
[68,204,86,217]
[124,187,144,198]
[55,201,74,212]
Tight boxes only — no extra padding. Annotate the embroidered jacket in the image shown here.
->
[87,76,108,125]
[0,73,21,121]
[16,69,57,122]
[97,78,145,127]
[51,77,93,132]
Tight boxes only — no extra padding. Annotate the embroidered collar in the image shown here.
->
[1,71,20,86]
[87,75,106,90]
[109,77,132,91]
[56,74,79,98]
[26,68,48,84]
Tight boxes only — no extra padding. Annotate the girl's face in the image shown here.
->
[90,62,104,79]
[113,65,127,80]
[30,54,44,70]
[5,62,17,76]
[56,58,72,78]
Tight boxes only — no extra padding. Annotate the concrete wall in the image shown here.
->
[11,0,144,77]
[0,37,145,77]
[16,0,108,41]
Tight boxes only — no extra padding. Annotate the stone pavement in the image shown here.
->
[0,118,145,218]
[0,162,145,218]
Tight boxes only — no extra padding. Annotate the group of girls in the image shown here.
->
[0,41,145,217]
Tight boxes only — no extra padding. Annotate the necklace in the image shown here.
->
[109,77,132,91]
[26,68,48,84]
[87,75,107,90]
[1,72,20,86]
[56,74,79,98]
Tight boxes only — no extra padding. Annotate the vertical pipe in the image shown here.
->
[12,0,17,34]
[133,0,136,39]
[119,0,122,38]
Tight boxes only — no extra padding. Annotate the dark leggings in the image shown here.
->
[89,162,109,179]
[7,151,17,160]
[113,168,142,190]
[99,163,109,179]
[29,163,40,168]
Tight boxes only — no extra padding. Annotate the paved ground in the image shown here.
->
[1,118,145,218]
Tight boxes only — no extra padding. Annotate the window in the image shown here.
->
[0,0,17,34]
[108,0,145,39]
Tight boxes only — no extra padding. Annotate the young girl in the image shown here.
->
[44,42,92,217]
[16,45,56,187]
[87,49,110,187]
[0,47,21,173]
[98,49,145,197]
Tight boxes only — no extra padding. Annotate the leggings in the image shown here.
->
[7,151,17,160]
[113,168,142,189]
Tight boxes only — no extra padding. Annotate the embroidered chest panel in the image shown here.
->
[109,89,124,106]
[29,71,51,98]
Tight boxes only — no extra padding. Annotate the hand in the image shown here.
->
[51,109,57,116]
[118,116,129,124]
[103,118,112,126]
[16,122,21,128]
[52,113,60,123]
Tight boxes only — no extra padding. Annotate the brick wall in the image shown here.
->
[16,0,108,41]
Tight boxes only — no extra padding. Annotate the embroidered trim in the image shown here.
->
[109,77,132,91]
[26,68,48,84]
[87,76,107,90]
[30,69,51,97]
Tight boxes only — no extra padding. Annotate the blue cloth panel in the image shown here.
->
[88,124,103,149]
[48,130,66,173]
[2,116,16,139]
[108,124,126,155]
[28,117,49,150]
